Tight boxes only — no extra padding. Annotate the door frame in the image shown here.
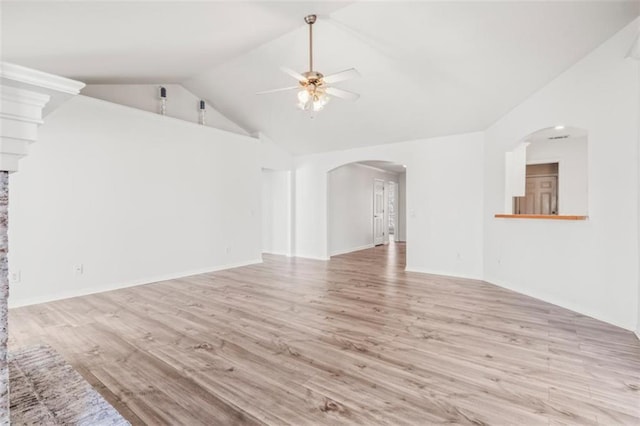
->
[387,180,399,242]
[373,178,385,246]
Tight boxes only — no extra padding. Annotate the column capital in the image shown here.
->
[0,62,85,172]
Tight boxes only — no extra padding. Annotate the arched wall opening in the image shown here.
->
[503,125,589,216]
[326,160,407,262]
[293,131,483,277]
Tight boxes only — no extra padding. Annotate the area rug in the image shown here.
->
[9,344,129,425]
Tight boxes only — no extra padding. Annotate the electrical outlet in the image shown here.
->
[9,270,20,283]
[73,264,84,276]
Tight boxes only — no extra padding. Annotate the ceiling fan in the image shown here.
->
[256,14,360,112]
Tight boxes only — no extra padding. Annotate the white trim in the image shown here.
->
[373,178,385,246]
[405,267,634,331]
[330,243,375,257]
[0,85,51,107]
[262,250,292,257]
[293,254,330,261]
[635,331,640,341]
[0,136,36,146]
[404,266,483,281]
[485,275,635,332]
[8,258,263,308]
[0,112,44,125]
[1,62,85,95]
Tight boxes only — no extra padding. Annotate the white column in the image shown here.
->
[0,170,8,425]
[0,62,84,425]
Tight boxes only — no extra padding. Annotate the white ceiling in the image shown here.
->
[0,1,349,83]
[2,2,638,155]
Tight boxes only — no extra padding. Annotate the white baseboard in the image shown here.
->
[634,330,640,341]
[8,258,263,308]
[330,243,375,257]
[293,255,330,261]
[404,265,482,281]
[485,275,635,332]
[405,268,635,331]
[262,250,292,257]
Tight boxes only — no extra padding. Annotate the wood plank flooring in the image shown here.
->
[9,243,640,425]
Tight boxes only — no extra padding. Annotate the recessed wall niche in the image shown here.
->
[503,126,588,217]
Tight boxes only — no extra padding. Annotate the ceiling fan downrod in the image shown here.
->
[304,14,316,72]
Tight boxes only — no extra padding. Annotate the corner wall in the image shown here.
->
[484,18,640,330]
[8,95,263,307]
[637,57,640,337]
[262,169,292,256]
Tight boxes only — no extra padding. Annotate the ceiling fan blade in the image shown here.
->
[323,68,360,84]
[326,87,360,101]
[256,86,299,95]
[281,67,307,82]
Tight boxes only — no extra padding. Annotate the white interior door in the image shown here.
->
[374,179,385,245]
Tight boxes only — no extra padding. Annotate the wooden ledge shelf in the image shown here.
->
[494,214,588,221]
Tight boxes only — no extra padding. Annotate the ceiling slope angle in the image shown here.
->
[183,1,639,155]
[0,1,349,83]
[2,1,638,155]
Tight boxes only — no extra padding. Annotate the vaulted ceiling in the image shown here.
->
[2,1,638,155]
[1,1,348,83]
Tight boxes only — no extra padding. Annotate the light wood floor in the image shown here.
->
[9,243,640,425]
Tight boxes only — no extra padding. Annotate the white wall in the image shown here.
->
[526,136,588,215]
[397,172,407,242]
[484,19,640,330]
[262,169,291,256]
[258,132,294,171]
[8,95,262,307]
[295,132,485,279]
[82,84,249,136]
[504,142,528,212]
[637,61,640,336]
[258,133,295,257]
[328,163,398,256]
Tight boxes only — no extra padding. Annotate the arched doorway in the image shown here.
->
[326,160,407,265]
[504,126,588,216]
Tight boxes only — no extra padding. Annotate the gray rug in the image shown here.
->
[9,344,129,426]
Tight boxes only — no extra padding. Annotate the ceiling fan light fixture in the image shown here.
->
[313,92,330,111]
[297,89,310,104]
[297,88,313,110]
[312,99,326,112]
[297,86,331,111]
[257,15,359,113]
